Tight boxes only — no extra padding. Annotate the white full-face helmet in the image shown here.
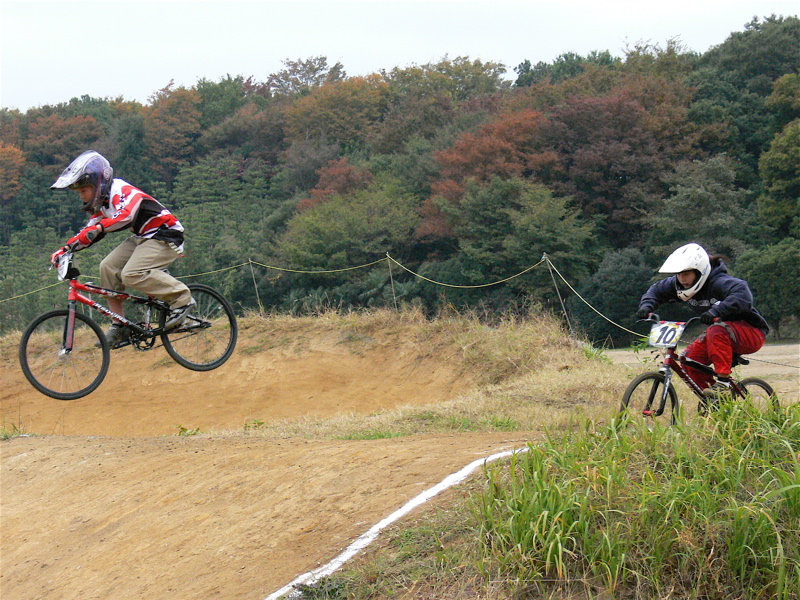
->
[51,150,114,213]
[659,243,711,301]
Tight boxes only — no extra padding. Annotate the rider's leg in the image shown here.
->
[107,297,125,321]
[100,237,138,324]
[685,333,714,390]
[705,324,734,379]
[706,321,766,378]
[119,238,193,308]
[684,334,715,390]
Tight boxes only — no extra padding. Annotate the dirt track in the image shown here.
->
[1,327,797,600]
[1,432,531,600]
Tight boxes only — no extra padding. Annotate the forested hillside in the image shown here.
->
[1,15,798,341]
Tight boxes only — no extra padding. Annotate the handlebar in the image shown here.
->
[636,312,662,324]
[636,313,702,327]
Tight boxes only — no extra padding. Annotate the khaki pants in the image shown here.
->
[100,237,192,307]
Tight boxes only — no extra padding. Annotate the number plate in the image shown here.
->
[648,321,687,348]
[57,254,71,281]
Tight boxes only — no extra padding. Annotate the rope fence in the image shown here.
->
[1,251,797,369]
[1,252,600,326]
[385,254,547,289]
[0,281,66,304]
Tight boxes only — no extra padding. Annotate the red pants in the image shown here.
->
[684,321,765,389]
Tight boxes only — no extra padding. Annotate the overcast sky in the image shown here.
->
[1,0,797,111]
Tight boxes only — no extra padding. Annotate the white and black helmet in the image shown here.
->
[51,150,114,213]
[659,243,711,301]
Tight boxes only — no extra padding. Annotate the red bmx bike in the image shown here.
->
[620,314,777,425]
[19,250,238,400]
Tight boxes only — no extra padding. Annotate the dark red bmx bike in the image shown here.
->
[620,314,777,425]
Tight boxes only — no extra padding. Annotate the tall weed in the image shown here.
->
[475,403,800,599]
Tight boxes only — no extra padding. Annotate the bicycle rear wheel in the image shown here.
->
[161,283,237,371]
[620,371,679,426]
[19,309,110,400]
[737,377,779,411]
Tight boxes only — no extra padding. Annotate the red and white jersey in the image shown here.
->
[69,179,185,253]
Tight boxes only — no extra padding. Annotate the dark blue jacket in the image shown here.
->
[639,260,769,335]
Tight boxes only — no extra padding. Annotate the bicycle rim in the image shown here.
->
[738,377,779,411]
[620,372,679,426]
[161,284,237,371]
[18,309,110,400]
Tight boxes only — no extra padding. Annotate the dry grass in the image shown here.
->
[0,329,22,361]
[226,306,633,440]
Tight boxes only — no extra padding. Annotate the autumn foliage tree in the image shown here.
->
[433,109,553,197]
[418,109,555,241]
[1,16,799,332]
[144,83,202,184]
[284,76,389,147]
[296,157,373,212]
[0,142,26,243]
[24,114,103,173]
[541,93,683,246]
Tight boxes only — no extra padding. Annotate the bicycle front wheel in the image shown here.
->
[19,309,110,400]
[738,377,779,412]
[620,372,679,426]
[161,283,237,371]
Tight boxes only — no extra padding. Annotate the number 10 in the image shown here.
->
[656,325,677,345]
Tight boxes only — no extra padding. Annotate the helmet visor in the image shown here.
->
[50,150,110,190]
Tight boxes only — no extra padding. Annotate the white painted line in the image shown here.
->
[264,446,528,600]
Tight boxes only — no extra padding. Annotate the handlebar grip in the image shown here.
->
[636,312,660,324]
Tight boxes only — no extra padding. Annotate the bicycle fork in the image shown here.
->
[60,301,78,355]
[642,367,674,417]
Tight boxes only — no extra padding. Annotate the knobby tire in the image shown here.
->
[161,283,237,371]
[620,371,679,426]
[19,309,110,400]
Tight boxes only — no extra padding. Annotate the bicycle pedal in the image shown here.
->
[642,410,653,417]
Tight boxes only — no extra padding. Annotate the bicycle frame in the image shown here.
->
[642,317,752,417]
[58,252,169,352]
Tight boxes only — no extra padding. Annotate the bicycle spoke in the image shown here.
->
[19,310,109,400]
[620,372,679,426]
[161,284,237,371]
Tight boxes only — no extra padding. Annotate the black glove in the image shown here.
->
[636,307,652,320]
[700,311,716,325]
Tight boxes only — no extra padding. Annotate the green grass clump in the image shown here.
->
[337,428,407,440]
[475,401,800,599]
[303,402,800,600]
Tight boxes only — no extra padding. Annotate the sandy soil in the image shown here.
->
[1,324,797,600]
[1,432,530,600]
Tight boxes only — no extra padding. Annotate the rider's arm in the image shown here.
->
[638,277,677,313]
[95,184,170,236]
[64,216,106,251]
[704,276,754,320]
[94,186,142,233]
